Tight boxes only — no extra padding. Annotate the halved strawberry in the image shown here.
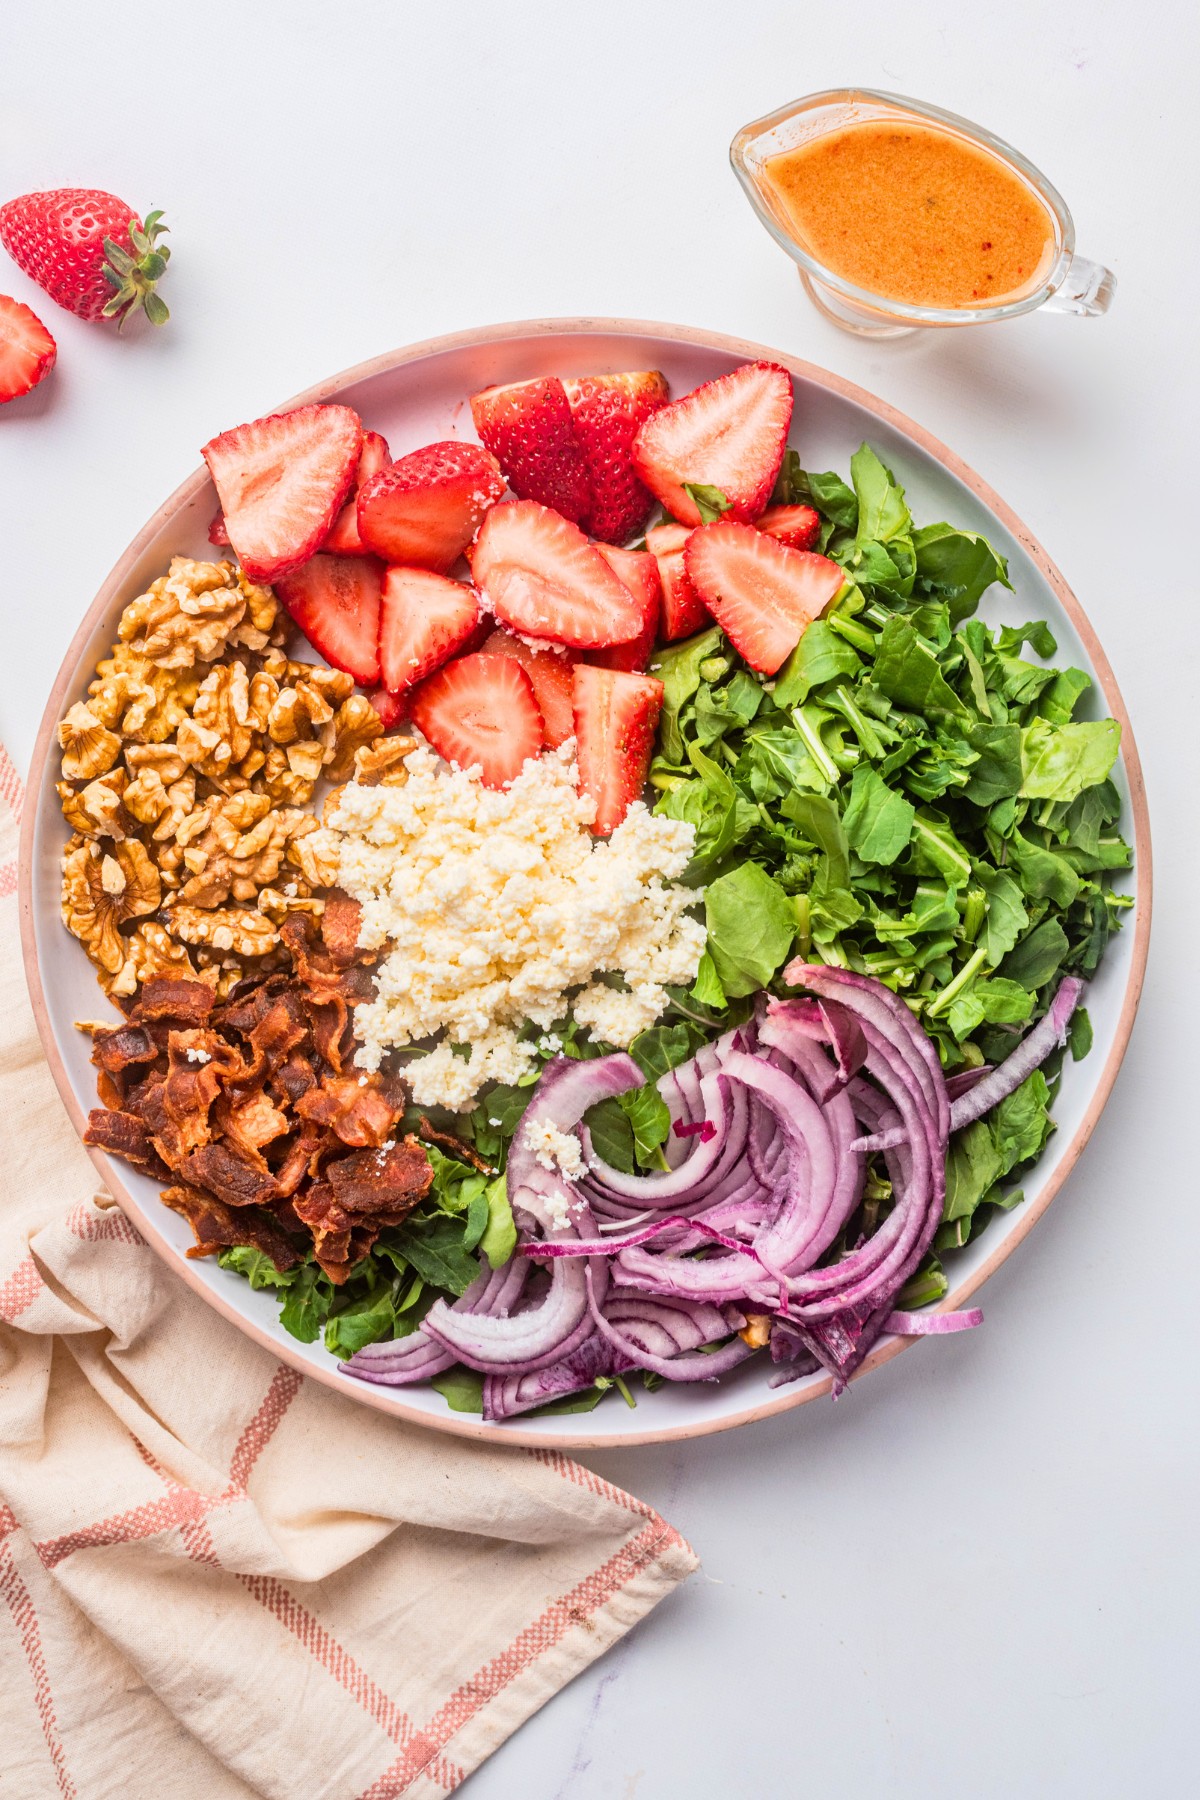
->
[367,687,409,729]
[757,503,820,552]
[631,361,793,528]
[0,295,56,403]
[470,377,591,523]
[590,546,661,671]
[472,500,644,648]
[572,665,664,836]
[208,511,231,547]
[324,431,392,554]
[274,554,383,685]
[410,653,543,788]
[379,568,481,696]
[357,441,505,572]
[202,404,362,584]
[645,522,711,640]
[480,628,577,749]
[561,371,668,544]
[684,521,843,675]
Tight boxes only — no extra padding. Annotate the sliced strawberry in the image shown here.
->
[208,511,231,547]
[684,521,843,675]
[274,554,383,685]
[357,440,505,572]
[472,500,644,649]
[379,568,481,696]
[561,371,668,544]
[480,628,577,749]
[367,686,409,729]
[757,503,820,552]
[590,546,661,671]
[325,431,392,554]
[645,522,711,640]
[572,665,663,836]
[470,377,591,523]
[202,404,362,584]
[631,361,792,528]
[0,295,56,403]
[410,652,543,788]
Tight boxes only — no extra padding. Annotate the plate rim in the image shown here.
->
[18,315,1153,1448]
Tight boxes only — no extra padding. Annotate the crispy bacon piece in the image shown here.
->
[214,1087,290,1158]
[160,1183,302,1269]
[247,990,310,1070]
[84,1107,167,1174]
[90,1023,157,1074]
[326,1136,433,1215]
[295,1072,408,1148]
[273,1052,317,1106]
[320,895,365,967]
[417,1115,495,1175]
[131,978,215,1026]
[179,1142,279,1208]
[272,1133,323,1198]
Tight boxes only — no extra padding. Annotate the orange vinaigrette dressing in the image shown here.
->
[762,118,1056,309]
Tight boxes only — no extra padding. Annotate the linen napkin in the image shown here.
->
[0,746,696,1800]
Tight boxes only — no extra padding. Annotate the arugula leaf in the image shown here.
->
[963,723,1023,805]
[279,1264,333,1343]
[619,1083,671,1167]
[978,867,1029,963]
[650,628,723,764]
[1001,918,1070,991]
[682,482,732,523]
[479,1175,516,1269]
[851,443,911,546]
[841,763,915,866]
[431,1367,484,1413]
[629,1023,698,1081]
[392,1215,480,1296]
[772,621,862,707]
[690,949,727,1008]
[218,1245,299,1289]
[1068,1007,1094,1060]
[874,617,968,717]
[704,862,796,996]
[585,1096,636,1172]
[324,1283,397,1360]
[1018,719,1121,802]
[790,463,858,528]
[911,522,1011,622]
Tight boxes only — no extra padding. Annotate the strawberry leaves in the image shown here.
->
[100,208,171,327]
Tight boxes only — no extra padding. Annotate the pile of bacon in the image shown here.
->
[82,897,435,1283]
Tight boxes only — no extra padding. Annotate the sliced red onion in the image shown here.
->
[945,1064,993,1103]
[585,1268,753,1382]
[784,960,950,1139]
[482,1334,634,1421]
[883,1307,984,1335]
[948,978,1084,1132]
[345,1255,529,1388]
[850,1127,908,1153]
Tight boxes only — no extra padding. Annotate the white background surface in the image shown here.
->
[2,3,1196,1794]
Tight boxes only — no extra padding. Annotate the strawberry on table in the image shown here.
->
[756,502,821,552]
[472,500,645,649]
[572,664,664,836]
[379,568,481,696]
[324,431,392,554]
[0,189,171,325]
[480,628,578,749]
[561,370,668,543]
[274,553,383,686]
[632,361,793,527]
[469,377,591,523]
[683,520,843,675]
[410,652,543,788]
[590,545,661,672]
[645,522,711,640]
[0,295,56,403]
[202,404,363,584]
[357,441,505,572]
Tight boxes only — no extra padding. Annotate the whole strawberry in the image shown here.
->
[0,189,170,326]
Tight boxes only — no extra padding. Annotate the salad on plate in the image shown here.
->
[56,356,1130,1420]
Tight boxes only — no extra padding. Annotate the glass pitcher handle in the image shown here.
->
[1043,253,1117,317]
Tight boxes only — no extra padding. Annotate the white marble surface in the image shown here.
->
[2,3,1196,1794]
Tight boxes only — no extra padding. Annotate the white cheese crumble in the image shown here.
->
[184,1047,211,1065]
[528,1118,586,1183]
[318,743,705,1110]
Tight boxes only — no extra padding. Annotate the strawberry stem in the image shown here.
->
[100,210,171,328]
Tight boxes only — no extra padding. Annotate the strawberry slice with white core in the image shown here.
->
[684,520,843,675]
[572,664,664,836]
[472,499,644,648]
[470,376,591,523]
[208,511,231,547]
[561,371,668,544]
[379,568,481,696]
[274,554,383,686]
[366,687,409,730]
[590,545,661,672]
[410,652,543,789]
[324,431,392,554]
[645,522,711,641]
[631,361,793,528]
[480,628,577,749]
[357,441,505,572]
[202,404,362,584]
[756,502,821,552]
[0,295,56,403]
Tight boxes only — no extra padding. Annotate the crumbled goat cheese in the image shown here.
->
[318,744,705,1109]
[528,1118,586,1183]
[185,1047,211,1065]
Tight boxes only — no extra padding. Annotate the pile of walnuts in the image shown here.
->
[58,557,387,998]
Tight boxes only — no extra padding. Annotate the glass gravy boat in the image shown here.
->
[731,89,1116,339]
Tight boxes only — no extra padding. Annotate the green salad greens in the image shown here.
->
[223,442,1130,1389]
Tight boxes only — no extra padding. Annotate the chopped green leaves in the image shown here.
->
[704,862,796,996]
